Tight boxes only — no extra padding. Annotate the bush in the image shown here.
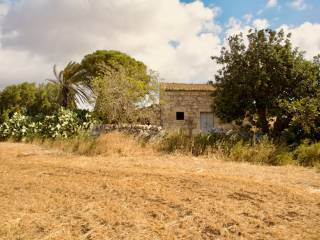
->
[0,108,94,141]
[229,137,298,166]
[0,112,37,141]
[158,132,191,153]
[274,151,295,166]
[39,108,93,139]
[293,141,320,167]
[158,130,241,156]
[229,138,275,165]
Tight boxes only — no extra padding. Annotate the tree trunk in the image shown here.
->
[257,106,269,135]
[61,87,69,108]
[271,116,291,139]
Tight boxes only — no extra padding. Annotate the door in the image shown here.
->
[200,112,214,133]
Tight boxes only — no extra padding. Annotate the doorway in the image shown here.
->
[200,112,214,133]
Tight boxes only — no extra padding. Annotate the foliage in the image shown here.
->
[279,56,320,143]
[159,130,241,156]
[0,82,60,123]
[279,94,320,143]
[0,108,94,141]
[229,137,278,165]
[293,141,320,167]
[92,62,158,123]
[48,61,91,108]
[158,132,319,168]
[81,50,156,123]
[81,50,150,84]
[0,112,34,141]
[159,132,192,153]
[274,151,295,166]
[212,29,319,137]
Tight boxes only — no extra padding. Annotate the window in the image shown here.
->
[176,112,185,120]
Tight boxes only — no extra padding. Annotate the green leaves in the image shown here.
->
[212,28,319,138]
[48,61,92,108]
[0,108,94,141]
[81,50,156,123]
[0,82,60,123]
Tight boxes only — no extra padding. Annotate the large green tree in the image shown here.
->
[279,55,320,142]
[81,50,155,123]
[212,29,319,137]
[0,82,60,122]
[48,61,91,109]
[81,50,150,85]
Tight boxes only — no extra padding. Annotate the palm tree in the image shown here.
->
[47,61,91,108]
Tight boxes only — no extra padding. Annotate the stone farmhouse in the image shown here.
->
[160,83,231,134]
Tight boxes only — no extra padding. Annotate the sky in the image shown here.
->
[0,0,319,88]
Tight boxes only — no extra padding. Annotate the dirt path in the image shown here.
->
[0,143,319,240]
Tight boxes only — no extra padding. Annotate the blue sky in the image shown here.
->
[182,0,320,28]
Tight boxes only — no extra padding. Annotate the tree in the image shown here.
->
[212,29,319,137]
[92,63,158,123]
[81,50,150,84]
[279,55,320,142]
[81,50,155,123]
[48,61,91,109]
[31,83,61,115]
[0,82,60,122]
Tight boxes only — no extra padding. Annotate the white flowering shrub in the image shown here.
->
[0,108,94,141]
[0,112,34,141]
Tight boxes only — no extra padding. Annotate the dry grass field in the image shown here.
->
[0,134,320,239]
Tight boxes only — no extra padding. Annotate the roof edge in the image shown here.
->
[160,82,216,92]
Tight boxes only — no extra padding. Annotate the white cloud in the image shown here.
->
[252,19,269,29]
[243,14,253,24]
[290,0,308,10]
[279,22,320,59]
[0,48,51,89]
[225,17,269,38]
[225,18,320,61]
[267,0,278,8]
[0,0,319,89]
[0,0,222,86]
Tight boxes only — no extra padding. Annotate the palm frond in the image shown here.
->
[75,87,91,103]
[46,79,59,85]
[53,64,59,80]
[59,70,64,83]
[47,62,92,107]
[68,69,87,84]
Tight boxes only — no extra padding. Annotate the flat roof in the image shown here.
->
[160,83,215,92]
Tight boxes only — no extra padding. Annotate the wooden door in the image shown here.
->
[200,112,214,133]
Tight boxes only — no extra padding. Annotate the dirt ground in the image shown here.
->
[0,142,319,240]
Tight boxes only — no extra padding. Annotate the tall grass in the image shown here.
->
[34,131,320,169]
[158,131,240,156]
[229,138,295,166]
[158,133,299,166]
[293,141,320,168]
[38,132,154,157]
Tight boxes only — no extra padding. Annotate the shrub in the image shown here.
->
[158,132,191,153]
[0,108,95,141]
[158,130,241,156]
[293,141,320,167]
[274,151,295,166]
[0,112,35,141]
[229,137,279,165]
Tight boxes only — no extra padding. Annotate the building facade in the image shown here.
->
[160,83,230,134]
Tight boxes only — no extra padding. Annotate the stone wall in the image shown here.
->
[160,90,231,134]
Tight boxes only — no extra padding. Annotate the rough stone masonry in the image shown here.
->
[160,83,231,135]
